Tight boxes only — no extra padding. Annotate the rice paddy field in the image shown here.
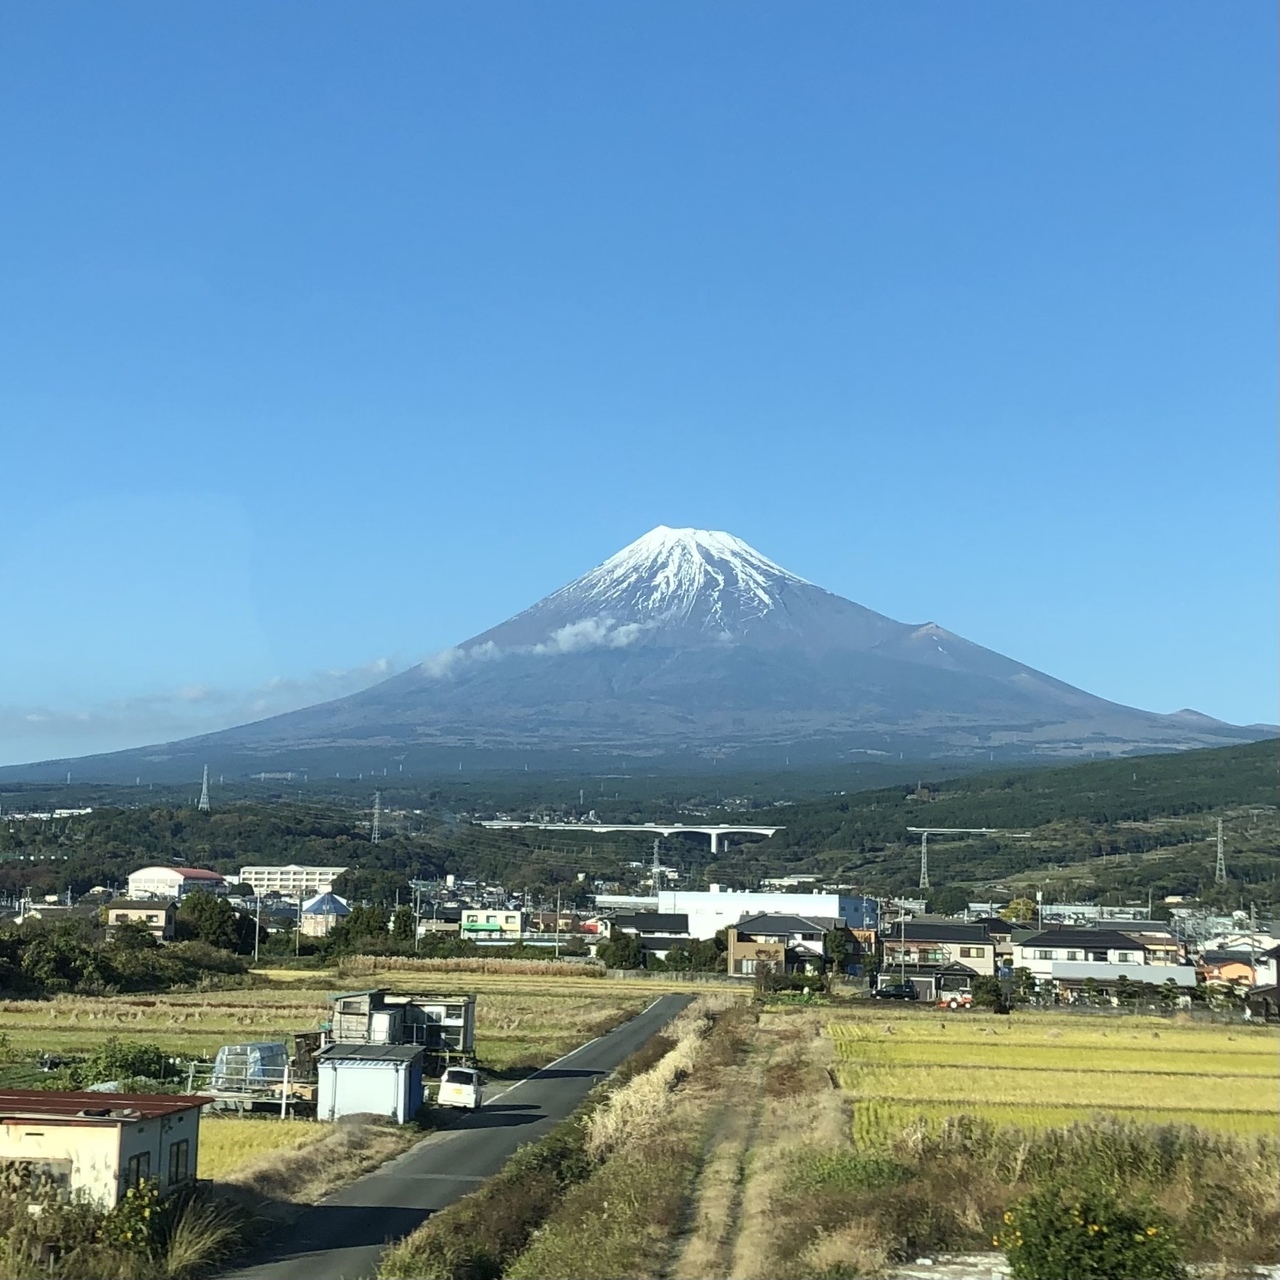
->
[829,1007,1280,1142]
[197,1115,327,1179]
[0,967,675,1078]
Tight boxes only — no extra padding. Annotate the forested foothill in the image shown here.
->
[2,741,1276,928]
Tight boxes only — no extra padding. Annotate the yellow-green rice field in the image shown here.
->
[829,1008,1280,1142]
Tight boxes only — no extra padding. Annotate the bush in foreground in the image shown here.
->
[997,1182,1186,1280]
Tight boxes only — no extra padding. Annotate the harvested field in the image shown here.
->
[0,970,660,1074]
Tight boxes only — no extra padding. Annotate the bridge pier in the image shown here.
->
[708,830,719,855]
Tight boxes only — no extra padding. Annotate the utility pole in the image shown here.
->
[1214,818,1226,885]
[372,792,381,846]
[555,887,562,958]
[254,896,262,964]
[198,766,210,813]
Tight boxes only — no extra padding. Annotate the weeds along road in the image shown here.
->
[221,992,693,1280]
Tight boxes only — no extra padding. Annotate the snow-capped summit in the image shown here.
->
[544,526,809,629]
[460,525,905,653]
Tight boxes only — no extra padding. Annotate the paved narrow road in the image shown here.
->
[222,993,691,1280]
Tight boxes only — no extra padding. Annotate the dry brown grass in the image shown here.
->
[669,1057,765,1280]
[337,955,605,979]
[585,1002,717,1159]
[501,998,749,1280]
[729,1012,851,1280]
[215,1116,422,1217]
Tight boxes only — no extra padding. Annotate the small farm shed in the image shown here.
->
[0,1089,209,1208]
[316,1044,425,1124]
[327,989,476,1056]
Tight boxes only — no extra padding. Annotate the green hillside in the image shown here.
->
[716,740,1278,909]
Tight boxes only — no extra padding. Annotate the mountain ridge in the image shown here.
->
[2,526,1271,781]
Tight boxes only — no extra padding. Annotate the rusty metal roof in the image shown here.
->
[0,1090,211,1122]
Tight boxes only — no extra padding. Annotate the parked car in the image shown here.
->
[873,982,918,1000]
[436,1065,484,1111]
[937,991,973,1010]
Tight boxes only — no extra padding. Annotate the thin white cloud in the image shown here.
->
[0,658,400,765]
[419,616,650,679]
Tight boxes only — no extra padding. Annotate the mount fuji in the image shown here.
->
[8,527,1269,779]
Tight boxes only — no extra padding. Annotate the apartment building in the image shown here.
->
[238,864,348,898]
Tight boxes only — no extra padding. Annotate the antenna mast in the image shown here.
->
[372,791,382,845]
[197,765,210,813]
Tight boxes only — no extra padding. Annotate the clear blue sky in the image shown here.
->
[1,3,1275,764]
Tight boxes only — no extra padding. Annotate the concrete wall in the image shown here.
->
[0,1119,119,1207]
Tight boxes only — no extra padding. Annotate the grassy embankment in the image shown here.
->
[382,999,1279,1279]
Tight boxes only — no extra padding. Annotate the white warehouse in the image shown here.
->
[126,866,227,900]
[656,887,879,940]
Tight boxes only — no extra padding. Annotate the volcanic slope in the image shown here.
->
[8,527,1270,779]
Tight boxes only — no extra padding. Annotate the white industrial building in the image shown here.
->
[0,1089,207,1208]
[126,866,228,900]
[238,864,348,898]
[656,887,879,941]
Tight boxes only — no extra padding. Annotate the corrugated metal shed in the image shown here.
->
[316,1043,425,1124]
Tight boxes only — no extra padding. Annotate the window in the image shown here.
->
[125,1152,151,1190]
[739,959,756,975]
[167,1140,190,1186]
[959,947,983,958]
[1089,951,1107,963]
[485,915,496,924]
[1067,950,1081,961]
[1117,952,1133,963]
[1035,950,1053,960]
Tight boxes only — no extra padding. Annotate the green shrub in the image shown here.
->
[82,1037,169,1087]
[998,1182,1187,1280]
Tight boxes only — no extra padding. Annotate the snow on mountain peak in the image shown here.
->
[550,525,810,629]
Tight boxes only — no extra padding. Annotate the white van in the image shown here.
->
[436,1066,484,1112]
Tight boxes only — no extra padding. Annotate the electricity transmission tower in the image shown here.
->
[906,826,1029,890]
[372,791,382,845]
[197,766,210,813]
[1214,817,1226,885]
